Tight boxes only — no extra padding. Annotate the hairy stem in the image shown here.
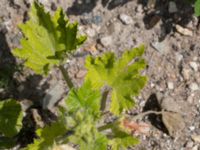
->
[59,65,74,89]
[130,110,163,121]
[98,110,163,132]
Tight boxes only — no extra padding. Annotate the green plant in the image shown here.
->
[195,0,200,16]
[0,99,23,149]
[0,1,149,150]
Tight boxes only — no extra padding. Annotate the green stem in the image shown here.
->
[59,65,74,89]
[98,123,114,132]
[100,89,110,111]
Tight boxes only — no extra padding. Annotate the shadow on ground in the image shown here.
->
[137,0,196,41]
[143,93,168,134]
[67,0,131,15]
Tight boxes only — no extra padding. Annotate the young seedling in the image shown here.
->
[5,1,156,150]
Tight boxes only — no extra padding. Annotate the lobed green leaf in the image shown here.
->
[0,99,23,137]
[85,45,148,115]
[12,2,86,75]
[195,0,200,16]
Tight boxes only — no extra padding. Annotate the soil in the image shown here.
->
[0,0,200,149]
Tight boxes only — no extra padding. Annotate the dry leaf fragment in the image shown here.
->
[83,44,97,52]
[122,118,150,134]
[175,24,193,36]
[162,111,185,137]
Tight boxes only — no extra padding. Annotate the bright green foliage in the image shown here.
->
[0,99,23,137]
[85,45,147,115]
[195,0,200,16]
[26,121,67,150]
[64,81,108,150]
[12,2,86,75]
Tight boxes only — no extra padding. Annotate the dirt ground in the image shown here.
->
[0,0,200,149]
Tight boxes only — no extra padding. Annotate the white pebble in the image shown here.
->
[189,126,195,131]
[119,14,133,25]
[189,61,198,72]
[167,82,174,90]
[85,28,96,37]
[189,83,199,91]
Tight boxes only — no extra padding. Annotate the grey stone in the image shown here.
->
[151,40,170,54]
[168,1,178,13]
[162,111,185,137]
[43,81,65,110]
[100,36,113,47]
[161,97,181,113]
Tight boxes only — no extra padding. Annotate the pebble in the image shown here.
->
[136,4,143,13]
[43,81,65,110]
[192,135,200,143]
[161,97,181,113]
[189,126,196,131]
[175,24,193,36]
[175,53,183,63]
[168,1,178,13]
[85,28,96,37]
[182,68,191,80]
[151,40,170,54]
[192,145,199,150]
[189,83,199,92]
[189,61,198,72]
[119,14,133,25]
[167,82,174,90]
[100,36,113,47]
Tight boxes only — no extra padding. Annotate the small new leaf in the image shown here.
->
[85,45,147,115]
[12,2,86,75]
[63,81,108,150]
[0,99,23,137]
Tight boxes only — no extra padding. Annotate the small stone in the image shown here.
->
[189,61,198,72]
[168,1,178,13]
[17,85,24,92]
[192,145,198,150]
[43,81,65,110]
[167,82,174,90]
[189,83,199,91]
[182,68,191,80]
[185,141,194,148]
[91,15,102,25]
[161,97,181,113]
[162,111,185,137]
[76,69,87,79]
[187,94,194,104]
[20,99,33,111]
[85,28,96,37]
[175,24,193,36]
[151,40,170,54]
[175,53,183,63]
[192,135,200,143]
[100,36,113,47]
[119,14,133,25]
[136,4,144,14]
[189,126,195,131]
